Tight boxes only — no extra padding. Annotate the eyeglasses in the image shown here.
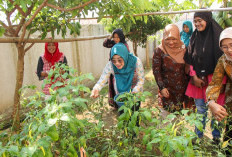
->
[220,44,232,52]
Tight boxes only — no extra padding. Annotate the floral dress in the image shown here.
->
[153,47,191,111]
[206,54,232,110]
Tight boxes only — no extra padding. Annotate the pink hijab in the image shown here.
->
[159,24,186,63]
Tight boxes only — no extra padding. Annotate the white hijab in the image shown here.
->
[219,27,232,61]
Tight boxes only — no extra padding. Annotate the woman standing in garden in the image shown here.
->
[91,43,144,112]
[206,27,232,155]
[184,11,226,142]
[180,20,193,47]
[152,24,191,113]
[36,42,68,95]
[103,28,130,108]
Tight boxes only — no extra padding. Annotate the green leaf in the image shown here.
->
[48,118,58,126]
[60,114,71,122]
[181,109,189,115]
[67,144,78,157]
[20,0,27,12]
[46,124,59,141]
[37,136,52,148]
[0,27,5,37]
[51,81,64,89]
[8,145,19,156]
[146,143,152,151]
[149,138,161,144]
[142,110,152,122]
[41,31,47,40]
[143,134,149,145]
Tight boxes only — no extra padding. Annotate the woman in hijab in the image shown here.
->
[91,43,144,109]
[184,11,226,142]
[103,28,129,50]
[152,24,191,112]
[180,20,193,47]
[37,42,68,95]
[207,27,232,155]
[103,28,130,108]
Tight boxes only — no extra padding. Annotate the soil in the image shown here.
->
[81,69,215,140]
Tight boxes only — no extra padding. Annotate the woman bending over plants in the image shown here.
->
[206,27,232,156]
[91,43,144,113]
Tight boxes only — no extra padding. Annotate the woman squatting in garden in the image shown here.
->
[103,28,130,108]
[91,43,144,115]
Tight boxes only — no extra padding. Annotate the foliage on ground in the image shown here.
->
[0,66,230,157]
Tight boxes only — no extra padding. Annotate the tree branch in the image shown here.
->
[15,4,34,36]
[25,43,35,52]
[0,20,15,37]
[0,20,9,30]
[0,34,110,43]
[46,0,99,12]
[19,0,48,44]
[6,7,17,36]
[9,0,26,17]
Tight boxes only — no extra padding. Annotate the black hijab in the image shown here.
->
[184,11,223,77]
[113,29,126,44]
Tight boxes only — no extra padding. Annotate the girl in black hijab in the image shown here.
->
[103,28,130,108]
[184,11,225,142]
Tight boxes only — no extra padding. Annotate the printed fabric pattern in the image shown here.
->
[206,55,232,110]
[42,54,64,95]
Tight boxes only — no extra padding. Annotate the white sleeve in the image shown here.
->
[132,57,144,93]
[93,61,113,91]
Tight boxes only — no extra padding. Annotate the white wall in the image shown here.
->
[0,24,152,114]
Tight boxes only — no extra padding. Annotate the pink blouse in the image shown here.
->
[185,66,226,106]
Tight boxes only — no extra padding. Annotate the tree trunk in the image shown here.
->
[12,45,25,131]
[133,41,138,56]
[145,40,150,69]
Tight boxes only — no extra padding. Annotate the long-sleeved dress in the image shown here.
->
[152,47,190,111]
[206,54,232,145]
[103,38,130,106]
[206,54,232,110]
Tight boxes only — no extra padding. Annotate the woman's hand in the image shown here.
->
[161,88,170,98]
[108,34,113,40]
[90,89,99,98]
[41,71,48,77]
[193,75,205,88]
[208,100,228,121]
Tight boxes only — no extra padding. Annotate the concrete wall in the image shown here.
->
[0,24,153,114]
